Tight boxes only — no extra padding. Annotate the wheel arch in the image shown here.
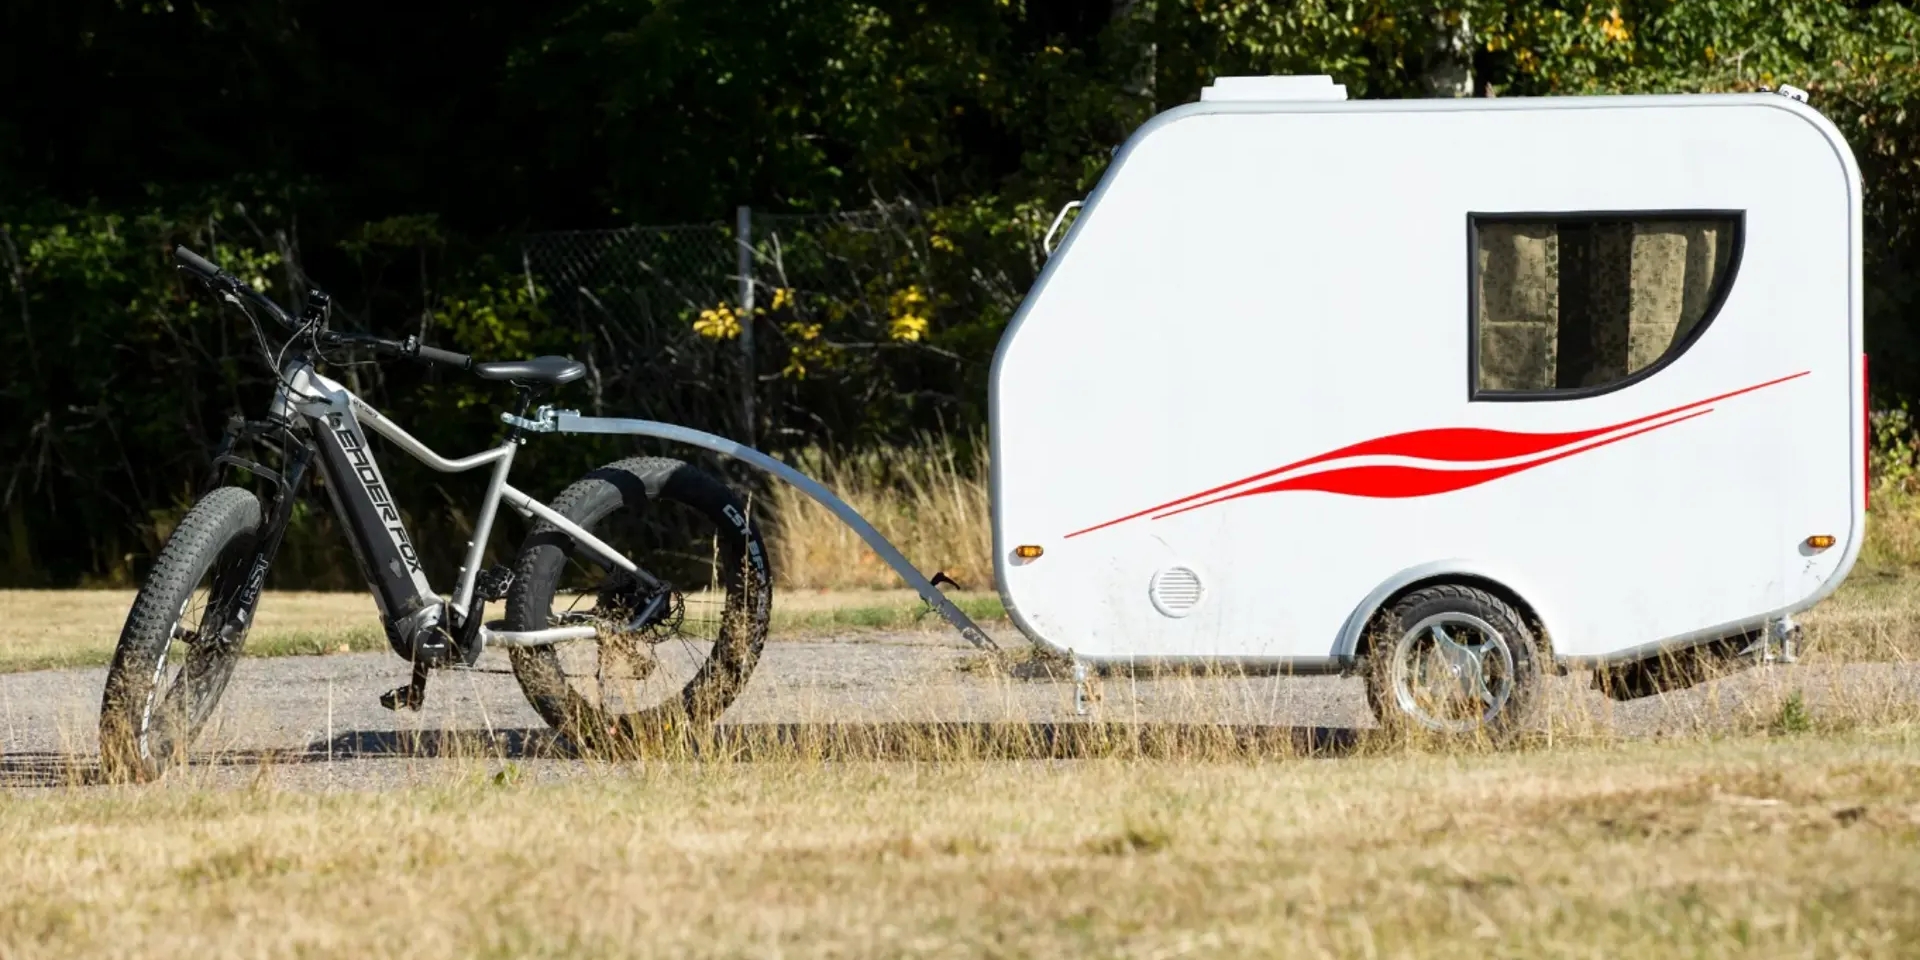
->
[1337,560,1556,664]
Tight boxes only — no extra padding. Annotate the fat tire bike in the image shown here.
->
[99,247,773,780]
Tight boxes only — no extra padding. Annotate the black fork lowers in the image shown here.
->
[206,415,314,644]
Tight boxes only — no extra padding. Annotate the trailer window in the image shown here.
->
[1471,213,1742,398]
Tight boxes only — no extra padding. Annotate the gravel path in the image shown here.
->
[2,627,1914,791]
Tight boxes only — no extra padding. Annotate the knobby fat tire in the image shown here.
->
[504,457,772,752]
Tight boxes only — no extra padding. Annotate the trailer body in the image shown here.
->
[992,78,1864,667]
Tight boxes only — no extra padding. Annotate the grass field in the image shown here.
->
[0,569,1915,957]
[2,733,1916,957]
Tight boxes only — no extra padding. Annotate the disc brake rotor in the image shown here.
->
[555,580,692,683]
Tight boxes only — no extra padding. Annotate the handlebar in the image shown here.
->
[177,245,476,371]
[317,331,473,370]
[173,245,297,329]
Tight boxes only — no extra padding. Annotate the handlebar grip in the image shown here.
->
[415,343,473,370]
[173,246,226,283]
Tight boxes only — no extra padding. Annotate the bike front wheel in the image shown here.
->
[504,457,772,750]
[99,486,262,781]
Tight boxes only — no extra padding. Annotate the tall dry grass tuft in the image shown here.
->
[1861,493,1920,572]
[1863,407,1920,570]
[766,433,992,590]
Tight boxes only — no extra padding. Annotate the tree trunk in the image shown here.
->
[1423,10,1473,98]
[1111,0,1156,109]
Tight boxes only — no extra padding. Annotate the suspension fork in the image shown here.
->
[206,416,315,641]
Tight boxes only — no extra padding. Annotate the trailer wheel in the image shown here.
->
[1363,584,1543,744]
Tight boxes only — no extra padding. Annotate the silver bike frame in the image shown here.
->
[274,362,617,648]
[271,361,997,654]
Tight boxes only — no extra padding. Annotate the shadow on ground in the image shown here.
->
[1,722,1364,787]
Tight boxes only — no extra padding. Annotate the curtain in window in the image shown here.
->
[1476,218,1735,393]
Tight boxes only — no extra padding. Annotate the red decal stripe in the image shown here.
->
[1151,410,1712,518]
[1063,371,1809,539]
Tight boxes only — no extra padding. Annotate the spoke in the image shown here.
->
[1477,674,1498,706]
[675,633,702,679]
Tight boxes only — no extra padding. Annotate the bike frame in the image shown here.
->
[223,354,618,657]
[220,353,997,663]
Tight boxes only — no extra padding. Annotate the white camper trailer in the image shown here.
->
[992,77,1865,736]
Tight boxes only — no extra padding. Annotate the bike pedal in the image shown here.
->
[379,662,431,711]
[378,685,424,711]
[475,565,514,603]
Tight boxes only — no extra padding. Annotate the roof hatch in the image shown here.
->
[1199,75,1348,103]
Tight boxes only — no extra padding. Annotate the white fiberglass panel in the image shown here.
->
[993,96,1860,662]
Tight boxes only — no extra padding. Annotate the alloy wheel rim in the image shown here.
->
[1390,612,1516,733]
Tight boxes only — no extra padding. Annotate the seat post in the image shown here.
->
[503,385,544,443]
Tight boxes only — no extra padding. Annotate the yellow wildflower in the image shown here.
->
[1600,8,1630,43]
[693,302,741,340]
[887,286,930,342]
[781,320,830,380]
[890,314,929,342]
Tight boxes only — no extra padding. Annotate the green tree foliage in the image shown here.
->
[0,0,1915,585]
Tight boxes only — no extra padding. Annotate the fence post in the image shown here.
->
[735,205,756,444]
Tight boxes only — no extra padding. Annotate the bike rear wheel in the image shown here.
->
[504,457,772,750]
[99,486,262,781]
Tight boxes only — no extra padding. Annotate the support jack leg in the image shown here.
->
[1073,659,1090,717]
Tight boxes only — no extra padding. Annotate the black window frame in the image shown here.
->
[1467,209,1747,402]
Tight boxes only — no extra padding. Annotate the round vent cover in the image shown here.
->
[1149,566,1205,618]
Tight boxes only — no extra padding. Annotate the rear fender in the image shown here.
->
[1335,559,1559,661]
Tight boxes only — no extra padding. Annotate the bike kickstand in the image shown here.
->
[379,659,431,711]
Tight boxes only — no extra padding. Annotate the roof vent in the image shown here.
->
[1200,75,1348,103]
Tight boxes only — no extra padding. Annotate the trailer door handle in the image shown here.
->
[1043,200,1083,256]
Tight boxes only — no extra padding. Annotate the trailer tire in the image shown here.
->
[1363,584,1543,745]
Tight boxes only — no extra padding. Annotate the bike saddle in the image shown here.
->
[472,356,587,386]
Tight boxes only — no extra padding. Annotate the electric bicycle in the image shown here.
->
[98,246,773,779]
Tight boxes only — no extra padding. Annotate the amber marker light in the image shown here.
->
[1805,535,1836,550]
[1014,544,1044,559]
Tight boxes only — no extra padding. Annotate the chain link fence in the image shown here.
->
[520,204,943,452]
[519,222,740,431]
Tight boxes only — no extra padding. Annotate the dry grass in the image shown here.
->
[1798,569,1920,661]
[2,732,1917,958]
[1859,489,1920,571]
[767,435,992,590]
